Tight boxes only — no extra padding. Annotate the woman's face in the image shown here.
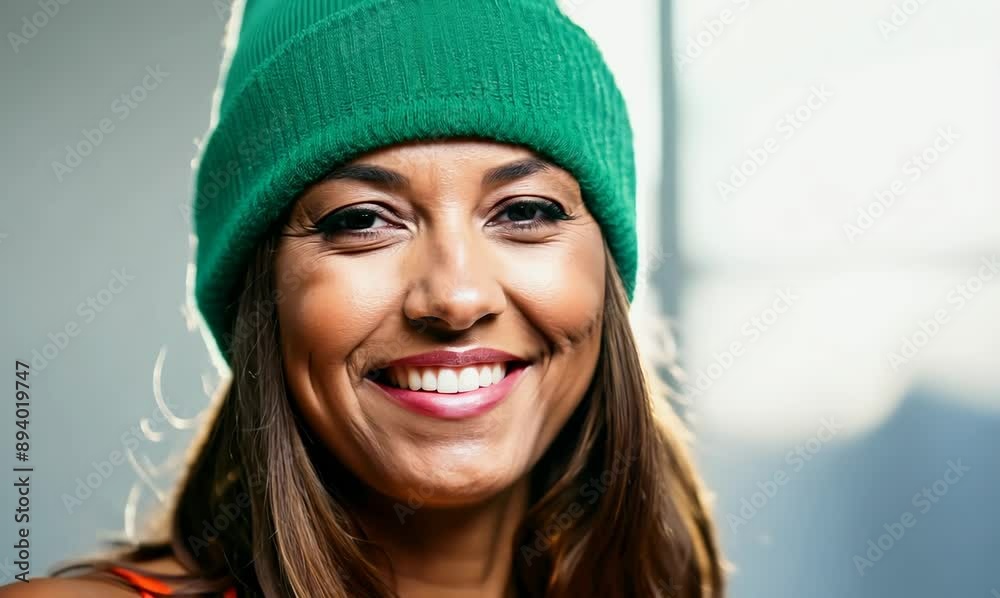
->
[275,139,606,506]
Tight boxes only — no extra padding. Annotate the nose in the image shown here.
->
[402,224,506,333]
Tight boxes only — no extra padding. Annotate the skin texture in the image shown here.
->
[275,140,607,597]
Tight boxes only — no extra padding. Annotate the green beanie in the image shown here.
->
[192,0,638,362]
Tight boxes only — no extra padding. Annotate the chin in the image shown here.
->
[370,443,529,507]
[350,368,569,509]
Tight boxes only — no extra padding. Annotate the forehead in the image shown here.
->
[353,138,540,166]
[306,139,584,204]
[340,139,578,186]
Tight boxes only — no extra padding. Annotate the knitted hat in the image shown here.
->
[191,0,637,363]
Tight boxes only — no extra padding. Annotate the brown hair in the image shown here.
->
[55,232,726,597]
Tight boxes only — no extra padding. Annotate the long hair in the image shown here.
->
[55,231,726,597]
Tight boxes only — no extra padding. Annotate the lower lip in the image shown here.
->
[368,364,529,420]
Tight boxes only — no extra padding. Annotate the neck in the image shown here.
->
[355,478,529,598]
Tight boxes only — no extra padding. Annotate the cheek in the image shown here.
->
[274,245,412,484]
[501,225,606,445]
[274,246,400,390]
[504,224,606,338]
[273,245,412,492]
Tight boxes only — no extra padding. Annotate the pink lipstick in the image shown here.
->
[366,348,530,420]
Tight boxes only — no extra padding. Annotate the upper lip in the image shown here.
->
[385,348,525,368]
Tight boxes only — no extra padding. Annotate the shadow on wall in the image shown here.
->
[700,387,1000,598]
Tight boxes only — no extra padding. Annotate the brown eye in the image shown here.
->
[315,206,392,239]
[492,198,570,229]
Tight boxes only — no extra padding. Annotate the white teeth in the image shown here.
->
[458,368,479,392]
[407,369,422,391]
[437,369,458,394]
[421,369,437,391]
[382,363,513,394]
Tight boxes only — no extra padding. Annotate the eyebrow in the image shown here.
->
[320,156,556,190]
[482,158,554,187]
[322,163,409,188]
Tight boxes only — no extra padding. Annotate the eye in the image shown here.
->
[314,205,394,239]
[491,198,572,231]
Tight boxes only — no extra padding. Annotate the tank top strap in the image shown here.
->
[107,566,172,597]
[107,566,238,598]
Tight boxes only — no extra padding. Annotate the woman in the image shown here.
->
[2,0,724,596]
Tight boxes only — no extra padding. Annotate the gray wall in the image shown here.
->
[1,0,230,579]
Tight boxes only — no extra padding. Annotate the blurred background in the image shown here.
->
[1,0,997,595]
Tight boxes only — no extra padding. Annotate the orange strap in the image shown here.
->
[108,566,237,598]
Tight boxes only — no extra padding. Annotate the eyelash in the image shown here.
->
[311,198,574,240]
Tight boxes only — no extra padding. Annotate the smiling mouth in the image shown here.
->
[365,361,530,395]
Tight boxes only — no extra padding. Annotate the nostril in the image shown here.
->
[407,317,439,332]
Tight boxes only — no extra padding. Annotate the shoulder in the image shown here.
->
[0,556,191,597]
[0,577,138,597]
